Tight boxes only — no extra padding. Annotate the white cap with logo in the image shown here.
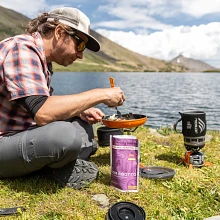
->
[47,7,100,52]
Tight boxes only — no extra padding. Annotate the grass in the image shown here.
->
[0,126,219,219]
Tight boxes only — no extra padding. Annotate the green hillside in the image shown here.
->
[0,6,29,39]
[0,5,187,72]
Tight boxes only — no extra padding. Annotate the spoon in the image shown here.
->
[109,77,122,117]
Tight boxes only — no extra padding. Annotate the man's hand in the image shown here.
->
[103,87,126,107]
[80,108,104,124]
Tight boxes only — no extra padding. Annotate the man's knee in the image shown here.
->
[47,121,82,155]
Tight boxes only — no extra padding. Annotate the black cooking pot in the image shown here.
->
[97,126,123,146]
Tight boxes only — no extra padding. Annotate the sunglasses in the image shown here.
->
[71,34,86,52]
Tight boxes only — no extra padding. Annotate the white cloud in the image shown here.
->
[96,22,220,68]
[0,0,66,18]
[96,1,175,31]
[96,0,220,32]
[180,0,220,17]
[101,0,220,18]
[1,0,47,18]
[94,19,173,31]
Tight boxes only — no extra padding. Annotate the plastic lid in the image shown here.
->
[106,201,146,220]
[140,166,176,179]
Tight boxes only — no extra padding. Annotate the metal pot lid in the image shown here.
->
[140,166,176,179]
[106,201,146,220]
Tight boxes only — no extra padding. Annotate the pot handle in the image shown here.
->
[173,112,183,133]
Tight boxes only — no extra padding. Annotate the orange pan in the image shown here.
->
[102,113,147,129]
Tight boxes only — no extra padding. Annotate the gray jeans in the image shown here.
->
[0,117,95,178]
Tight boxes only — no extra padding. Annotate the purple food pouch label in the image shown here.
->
[110,135,139,192]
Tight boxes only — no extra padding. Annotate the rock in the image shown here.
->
[149,128,168,138]
[92,194,110,208]
[204,216,220,220]
[205,134,213,142]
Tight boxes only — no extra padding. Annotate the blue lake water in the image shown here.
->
[51,72,220,131]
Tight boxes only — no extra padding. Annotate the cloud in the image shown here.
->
[180,0,220,17]
[95,0,220,32]
[96,1,175,31]
[104,0,220,18]
[94,19,173,31]
[96,22,220,68]
[0,0,66,18]
[1,0,47,18]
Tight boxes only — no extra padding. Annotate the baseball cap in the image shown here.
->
[47,7,100,52]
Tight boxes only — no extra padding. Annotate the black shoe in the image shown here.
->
[42,159,99,189]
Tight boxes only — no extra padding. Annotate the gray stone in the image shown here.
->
[92,194,110,208]
[204,216,220,220]
[149,128,168,138]
[205,134,213,142]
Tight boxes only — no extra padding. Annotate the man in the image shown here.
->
[0,7,125,189]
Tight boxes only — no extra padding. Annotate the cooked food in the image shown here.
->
[104,113,135,121]
[108,114,118,120]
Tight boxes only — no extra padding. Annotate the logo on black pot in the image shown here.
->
[195,117,205,134]
[198,118,205,133]
[187,121,192,129]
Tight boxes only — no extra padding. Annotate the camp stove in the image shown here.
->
[180,137,213,168]
[181,136,205,167]
[174,111,213,168]
[182,150,204,167]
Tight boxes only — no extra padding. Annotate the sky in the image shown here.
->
[1,0,220,68]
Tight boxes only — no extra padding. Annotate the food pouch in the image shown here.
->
[110,135,139,192]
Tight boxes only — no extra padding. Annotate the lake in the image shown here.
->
[51,72,220,131]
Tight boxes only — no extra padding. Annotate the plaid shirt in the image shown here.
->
[0,32,52,137]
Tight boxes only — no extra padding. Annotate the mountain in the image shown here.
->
[170,54,216,72]
[66,30,187,72]
[0,6,29,39]
[0,5,213,73]
[0,5,189,72]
